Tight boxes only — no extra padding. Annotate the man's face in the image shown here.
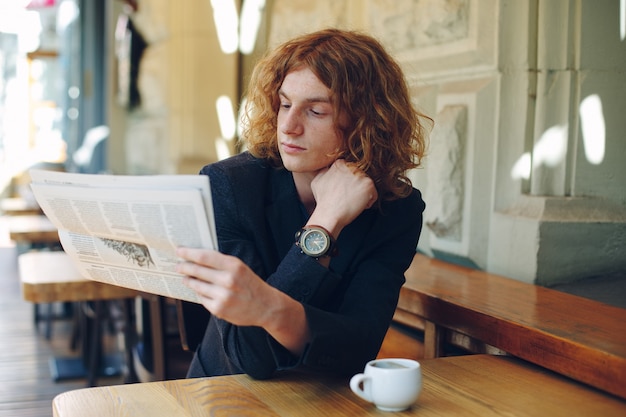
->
[276,67,343,176]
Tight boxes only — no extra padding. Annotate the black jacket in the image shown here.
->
[186,152,425,379]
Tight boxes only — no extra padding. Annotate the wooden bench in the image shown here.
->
[19,251,140,386]
[394,253,626,400]
[0,197,42,215]
[19,251,139,303]
[8,214,59,245]
[19,251,191,383]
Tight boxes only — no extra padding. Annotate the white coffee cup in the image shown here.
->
[350,358,422,412]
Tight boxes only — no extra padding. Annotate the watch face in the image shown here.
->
[302,229,329,256]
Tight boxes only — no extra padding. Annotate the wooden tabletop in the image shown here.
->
[19,251,139,303]
[8,214,59,244]
[52,355,626,417]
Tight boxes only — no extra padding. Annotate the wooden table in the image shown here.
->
[8,214,59,244]
[52,355,626,417]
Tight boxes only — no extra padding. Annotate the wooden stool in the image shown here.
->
[19,251,139,386]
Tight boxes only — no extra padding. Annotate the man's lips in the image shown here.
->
[281,142,306,153]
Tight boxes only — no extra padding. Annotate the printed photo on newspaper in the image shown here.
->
[28,169,218,303]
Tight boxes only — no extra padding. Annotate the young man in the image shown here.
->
[177,28,430,379]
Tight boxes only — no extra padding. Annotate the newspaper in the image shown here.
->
[28,169,218,303]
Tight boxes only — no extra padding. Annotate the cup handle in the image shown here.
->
[349,373,372,402]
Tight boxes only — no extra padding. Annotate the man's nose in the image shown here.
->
[280,110,303,136]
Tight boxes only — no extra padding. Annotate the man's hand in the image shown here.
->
[176,247,310,355]
[308,159,378,237]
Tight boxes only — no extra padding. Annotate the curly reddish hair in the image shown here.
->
[241,28,430,201]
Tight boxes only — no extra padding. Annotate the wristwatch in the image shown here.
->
[295,225,339,259]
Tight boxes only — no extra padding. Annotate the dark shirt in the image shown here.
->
[186,152,425,379]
